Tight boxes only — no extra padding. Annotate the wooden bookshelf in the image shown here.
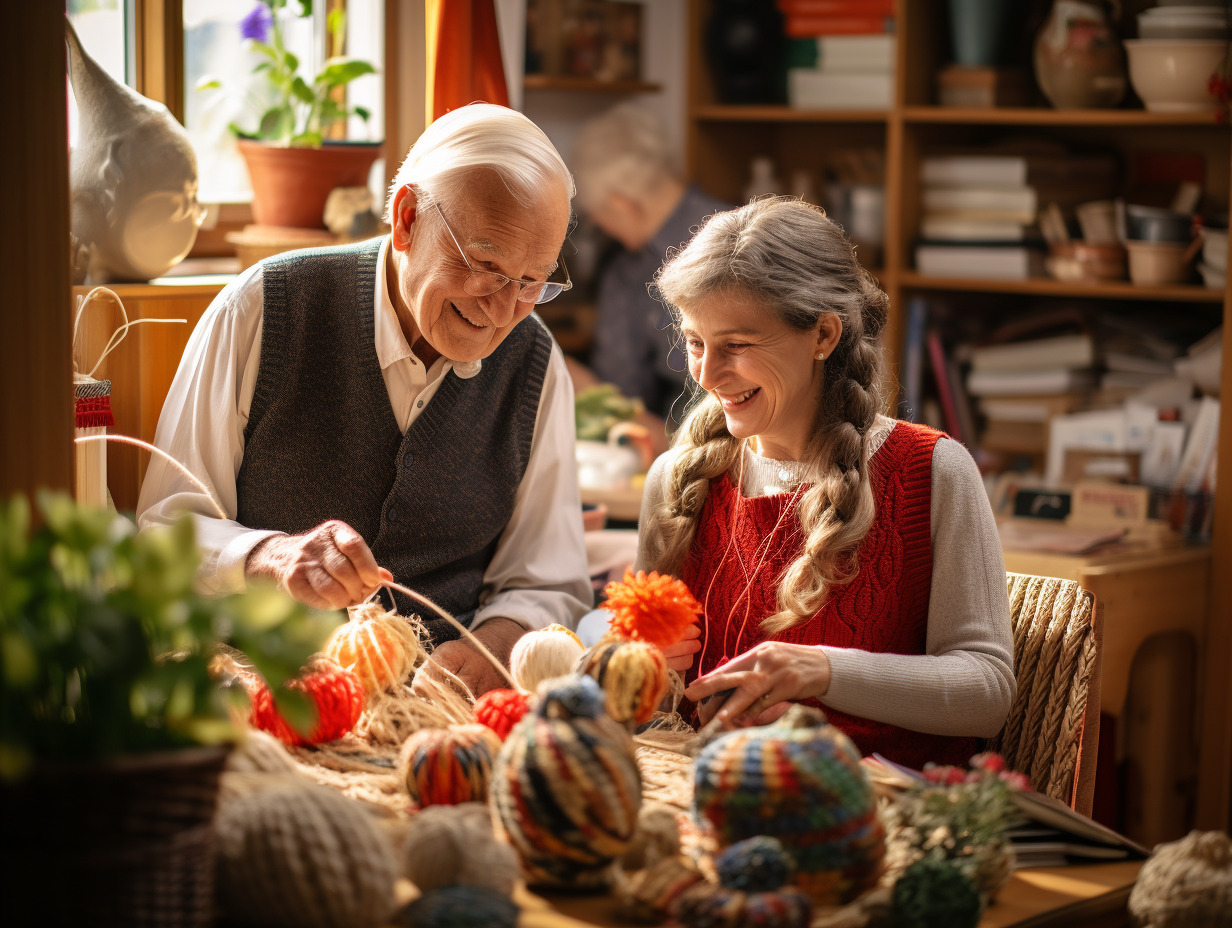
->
[685,0,1232,832]
[523,75,661,94]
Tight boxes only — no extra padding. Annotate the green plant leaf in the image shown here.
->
[291,76,314,104]
[258,105,295,142]
[290,131,324,148]
[315,58,377,88]
[195,76,222,91]
[353,105,371,122]
[250,40,281,63]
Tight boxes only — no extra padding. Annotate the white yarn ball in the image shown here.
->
[402,802,519,896]
[509,627,584,693]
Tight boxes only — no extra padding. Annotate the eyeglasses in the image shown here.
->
[433,201,572,305]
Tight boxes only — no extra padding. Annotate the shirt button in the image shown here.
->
[416,400,424,409]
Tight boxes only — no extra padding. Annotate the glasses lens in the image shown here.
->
[527,282,563,304]
[462,273,507,298]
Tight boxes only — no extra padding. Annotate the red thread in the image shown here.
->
[473,688,530,740]
[74,395,115,429]
[247,659,365,746]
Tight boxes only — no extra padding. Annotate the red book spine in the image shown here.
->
[777,0,895,16]
[785,15,893,37]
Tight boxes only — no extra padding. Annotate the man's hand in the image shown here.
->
[413,617,527,700]
[246,520,392,610]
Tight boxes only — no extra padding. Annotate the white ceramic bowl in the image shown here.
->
[1202,227,1228,270]
[1124,40,1230,112]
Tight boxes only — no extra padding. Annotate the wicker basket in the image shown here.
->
[0,745,231,928]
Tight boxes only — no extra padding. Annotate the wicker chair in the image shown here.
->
[985,573,1104,817]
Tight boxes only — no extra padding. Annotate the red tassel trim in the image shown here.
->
[75,395,115,429]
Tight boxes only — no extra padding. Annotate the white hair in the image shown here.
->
[385,103,575,221]
[570,103,678,213]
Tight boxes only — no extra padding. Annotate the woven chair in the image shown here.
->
[985,573,1104,817]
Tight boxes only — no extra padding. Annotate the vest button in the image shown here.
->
[402,447,414,467]
[387,505,399,525]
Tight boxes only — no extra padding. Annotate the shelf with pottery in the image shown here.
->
[523,75,661,94]
[900,106,1228,127]
[692,105,889,123]
[898,272,1225,303]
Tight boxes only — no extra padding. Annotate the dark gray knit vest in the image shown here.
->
[236,239,552,643]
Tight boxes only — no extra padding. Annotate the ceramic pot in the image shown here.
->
[1034,0,1128,109]
[238,140,381,229]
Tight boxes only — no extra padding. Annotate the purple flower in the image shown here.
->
[240,3,273,43]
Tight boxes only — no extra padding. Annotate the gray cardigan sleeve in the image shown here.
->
[636,437,1016,738]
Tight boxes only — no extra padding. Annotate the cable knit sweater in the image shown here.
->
[635,416,1016,746]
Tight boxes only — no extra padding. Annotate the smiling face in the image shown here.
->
[387,169,571,364]
[680,289,840,462]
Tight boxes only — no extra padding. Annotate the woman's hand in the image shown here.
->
[684,641,831,729]
[660,621,702,672]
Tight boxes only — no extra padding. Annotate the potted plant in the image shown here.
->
[197,0,380,229]
[0,492,340,926]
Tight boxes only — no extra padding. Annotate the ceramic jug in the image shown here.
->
[1034,0,1127,109]
[66,19,204,283]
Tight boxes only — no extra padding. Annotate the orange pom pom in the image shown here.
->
[603,569,701,649]
[474,688,530,740]
[247,659,365,746]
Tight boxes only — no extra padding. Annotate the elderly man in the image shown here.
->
[138,104,591,697]
[570,104,730,437]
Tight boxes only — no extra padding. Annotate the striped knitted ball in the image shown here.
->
[398,725,503,807]
[490,675,642,887]
[576,639,668,727]
[692,705,884,905]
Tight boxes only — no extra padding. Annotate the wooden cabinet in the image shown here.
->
[684,0,1232,830]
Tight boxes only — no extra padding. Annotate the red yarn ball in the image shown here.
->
[473,688,530,741]
[248,659,365,746]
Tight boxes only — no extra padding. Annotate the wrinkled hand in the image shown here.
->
[413,617,526,700]
[245,520,392,610]
[684,641,831,729]
[661,621,702,673]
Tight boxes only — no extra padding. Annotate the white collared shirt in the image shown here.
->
[137,238,591,631]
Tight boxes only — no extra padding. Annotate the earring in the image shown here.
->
[815,352,825,360]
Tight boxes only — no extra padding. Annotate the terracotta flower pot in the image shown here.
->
[238,139,381,229]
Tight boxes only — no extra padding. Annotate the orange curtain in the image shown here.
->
[425,0,510,124]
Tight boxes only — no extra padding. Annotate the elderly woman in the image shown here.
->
[637,197,1015,769]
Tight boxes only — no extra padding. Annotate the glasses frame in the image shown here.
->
[432,201,572,305]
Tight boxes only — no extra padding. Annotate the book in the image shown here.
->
[785,15,894,37]
[978,394,1079,423]
[1174,395,1220,493]
[921,186,1038,220]
[926,328,973,443]
[778,0,895,15]
[970,334,1095,373]
[915,243,1046,281]
[966,367,1094,397]
[920,153,1119,190]
[919,215,1031,242]
[788,69,893,108]
[816,34,896,73]
[898,296,928,421]
[980,419,1048,455]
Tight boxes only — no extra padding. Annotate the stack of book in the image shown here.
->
[966,333,1097,459]
[781,0,895,109]
[914,150,1118,280]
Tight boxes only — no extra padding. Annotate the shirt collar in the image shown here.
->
[375,238,482,379]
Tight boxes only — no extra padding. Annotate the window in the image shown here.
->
[67,0,133,148]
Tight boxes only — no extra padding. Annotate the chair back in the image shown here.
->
[985,573,1103,816]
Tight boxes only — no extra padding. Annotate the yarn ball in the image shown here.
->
[248,659,366,746]
[603,569,702,649]
[400,885,518,928]
[543,622,583,647]
[473,688,530,741]
[716,836,797,893]
[891,857,982,928]
[402,802,519,896]
[1128,830,1232,928]
[398,724,502,807]
[692,705,885,905]
[508,626,585,693]
[215,783,397,928]
[324,602,424,697]
[670,878,812,928]
[226,728,301,775]
[620,802,682,871]
[577,638,669,726]
[616,855,705,923]
[490,675,642,887]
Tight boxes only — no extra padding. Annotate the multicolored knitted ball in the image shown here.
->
[692,705,885,905]
[577,638,669,727]
[398,724,503,807]
[508,625,585,693]
[671,837,812,928]
[490,675,642,887]
[247,658,366,747]
[472,688,530,741]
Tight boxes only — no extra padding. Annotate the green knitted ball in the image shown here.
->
[891,857,982,928]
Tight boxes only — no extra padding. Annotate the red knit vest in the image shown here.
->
[681,422,979,770]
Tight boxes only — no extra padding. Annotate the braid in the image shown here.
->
[642,397,741,575]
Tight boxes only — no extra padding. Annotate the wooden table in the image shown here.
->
[1002,542,1211,846]
[520,861,1143,928]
